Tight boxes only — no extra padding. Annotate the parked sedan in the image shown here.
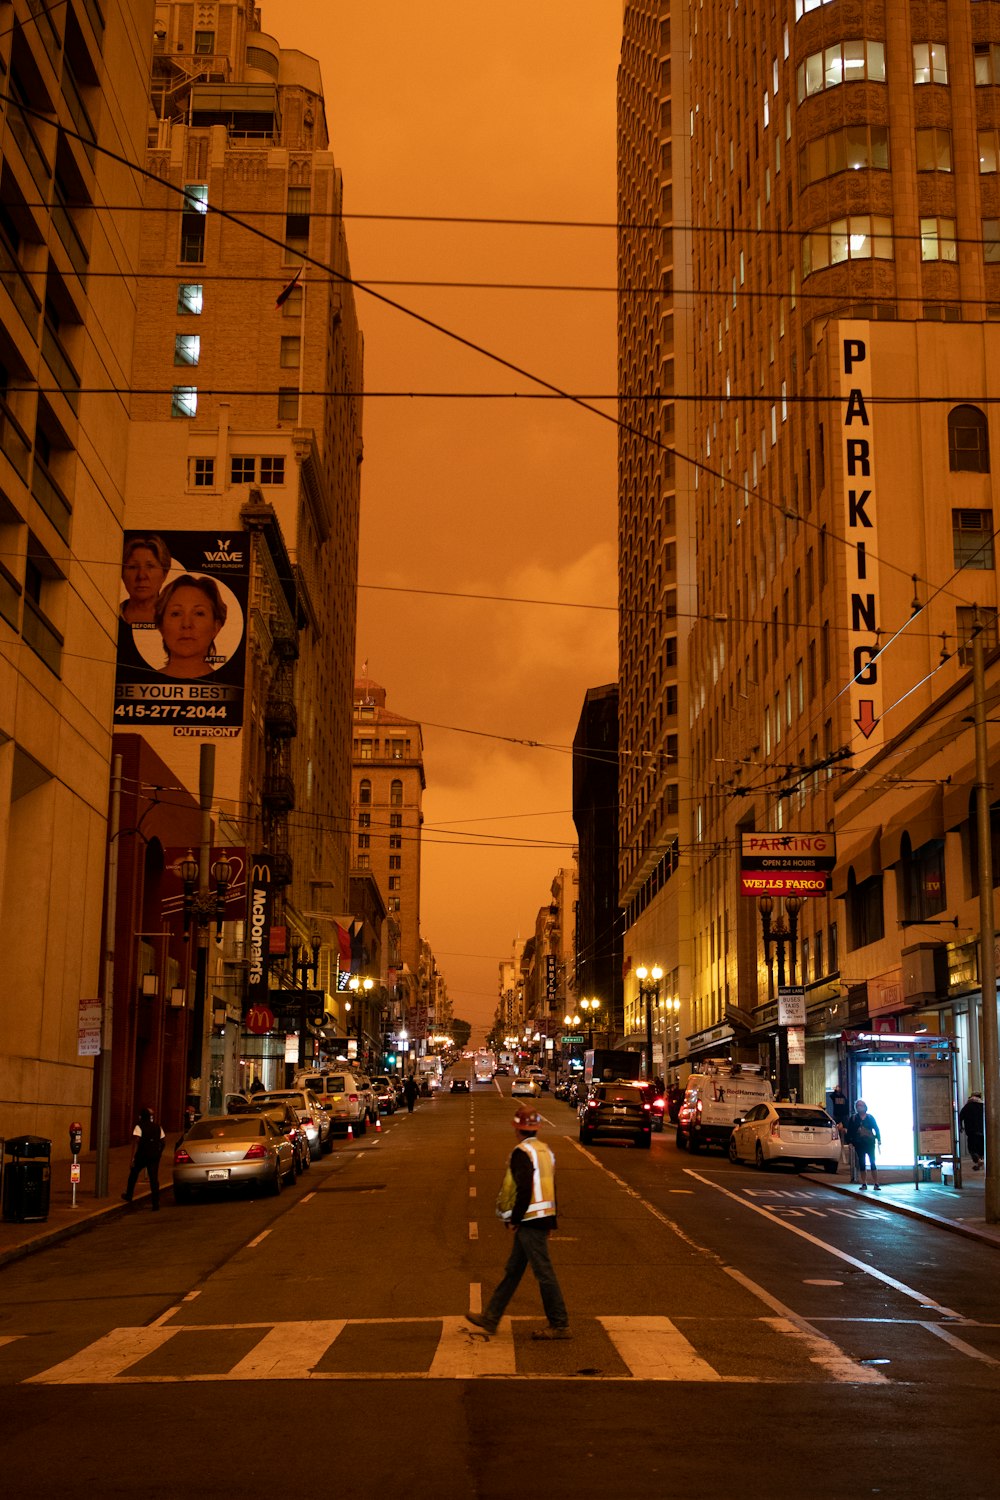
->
[578,1081,652,1148]
[173,1115,296,1201]
[728,1102,841,1172]
[371,1076,398,1114]
[255,1090,333,1158]
[229,1099,311,1175]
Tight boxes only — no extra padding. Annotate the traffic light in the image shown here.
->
[386,1053,397,1067]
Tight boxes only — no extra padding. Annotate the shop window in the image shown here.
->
[848,873,885,949]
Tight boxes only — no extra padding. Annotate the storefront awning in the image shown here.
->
[943,744,1000,830]
[832,825,882,898]
[878,785,944,868]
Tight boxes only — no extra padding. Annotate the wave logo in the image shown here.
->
[203,537,244,563]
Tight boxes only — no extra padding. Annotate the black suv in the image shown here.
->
[578,1080,653,1148]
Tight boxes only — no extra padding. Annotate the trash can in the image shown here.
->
[2,1135,51,1223]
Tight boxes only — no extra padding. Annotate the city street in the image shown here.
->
[0,1082,998,1498]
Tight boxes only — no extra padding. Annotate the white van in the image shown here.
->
[676,1059,773,1153]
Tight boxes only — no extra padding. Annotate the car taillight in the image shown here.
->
[174,1147,192,1164]
[653,1098,665,1112]
[349,1094,359,1103]
[642,1103,651,1113]
[304,1116,314,1128]
[695,1101,702,1121]
[243,1143,269,1160]
[770,1121,781,1138]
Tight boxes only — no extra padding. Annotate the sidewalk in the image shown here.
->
[0,1144,162,1269]
[801,1164,1000,1249]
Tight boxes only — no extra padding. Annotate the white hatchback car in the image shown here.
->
[511,1076,540,1098]
[728,1102,841,1173]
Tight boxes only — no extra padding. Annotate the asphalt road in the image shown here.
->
[0,1080,997,1499]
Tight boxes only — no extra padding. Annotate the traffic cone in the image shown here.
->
[375,1115,382,1132]
[347,1123,353,1139]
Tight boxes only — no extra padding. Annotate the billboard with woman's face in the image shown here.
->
[114,531,249,729]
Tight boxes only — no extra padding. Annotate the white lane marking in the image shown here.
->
[804,1280,844,1287]
[150,1305,183,1329]
[227,1320,346,1379]
[182,1291,201,1303]
[600,1316,720,1381]
[573,1143,885,1383]
[247,1229,271,1248]
[469,1283,482,1315]
[27,1326,178,1384]
[921,1322,1000,1367]
[685,1170,963,1320]
[469,1221,478,1241]
[0,1336,23,1348]
[297,1192,316,1205]
[723,1270,886,1384]
[430,1316,515,1377]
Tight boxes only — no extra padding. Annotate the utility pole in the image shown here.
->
[972,618,1000,1222]
[94,753,122,1198]
[195,744,215,1117]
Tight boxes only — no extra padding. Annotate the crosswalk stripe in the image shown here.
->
[227,1320,346,1379]
[429,1316,516,1377]
[600,1316,721,1381]
[26,1326,177,1384]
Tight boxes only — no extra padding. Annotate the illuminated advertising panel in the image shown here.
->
[114,530,249,730]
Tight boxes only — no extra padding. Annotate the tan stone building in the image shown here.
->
[619,5,1000,1100]
[0,0,153,1142]
[122,0,364,1099]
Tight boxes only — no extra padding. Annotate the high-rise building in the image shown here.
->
[351,679,425,1012]
[619,5,1000,1099]
[573,683,624,1039]
[0,0,153,1141]
[121,0,364,1108]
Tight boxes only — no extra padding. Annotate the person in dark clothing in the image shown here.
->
[403,1074,418,1113]
[960,1092,985,1169]
[465,1103,570,1341]
[249,1076,265,1095]
[830,1085,849,1129]
[845,1099,882,1190]
[122,1107,166,1210]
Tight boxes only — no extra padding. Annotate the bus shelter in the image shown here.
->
[844,1032,961,1190]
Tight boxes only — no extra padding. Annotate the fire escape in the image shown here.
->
[262,619,298,888]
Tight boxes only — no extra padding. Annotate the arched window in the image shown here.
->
[359,779,371,805]
[847,870,884,950]
[390,778,403,807]
[948,404,990,472]
[900,832,946,921]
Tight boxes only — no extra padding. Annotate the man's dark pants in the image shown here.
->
[484,1220,568,1329]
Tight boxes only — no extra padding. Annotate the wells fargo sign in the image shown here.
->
[740,832,836,897]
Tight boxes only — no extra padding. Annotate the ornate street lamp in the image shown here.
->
[635,965,663,1078]
[579,996,602,1047]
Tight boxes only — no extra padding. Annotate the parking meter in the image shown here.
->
[69,1122,82,1157]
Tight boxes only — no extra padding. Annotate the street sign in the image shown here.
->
[740,831,836,897]
[78,999,101,1057]
[777,987,806,1027]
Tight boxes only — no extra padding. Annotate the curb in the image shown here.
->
[801,1173,1000,1251]
[0,1190,160,1271]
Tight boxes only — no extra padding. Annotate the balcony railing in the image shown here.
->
[51,197,90,285]
[21,595,62,676]
[0,234,42,339]
[31,459,73,541]
[265,691,297,738]
[0,395,31,483]
[61,66,97,166]
[42,321,81,414]
[26,0,62,73]
[262,774,295,811]
[0,558,21,631]
[6,99,53,202]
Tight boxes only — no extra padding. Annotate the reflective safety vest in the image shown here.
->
[516,1138,556,1222]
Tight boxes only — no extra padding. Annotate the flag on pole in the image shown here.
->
[275,266,303,308]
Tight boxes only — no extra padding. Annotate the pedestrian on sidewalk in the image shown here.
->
[403,1074,418,1113]
[845,1099,882,1191]
[960,1091,985,1170]
[122,1107,166,1210]
[465,1103,570,1341]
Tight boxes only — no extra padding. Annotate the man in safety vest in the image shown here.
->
[465,1103,571,1340]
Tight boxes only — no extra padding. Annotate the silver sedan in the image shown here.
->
[173,1115,296,1202]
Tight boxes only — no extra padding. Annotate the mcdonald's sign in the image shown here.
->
[247,853,272,1009]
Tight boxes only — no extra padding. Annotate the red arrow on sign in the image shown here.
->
[855,700,879,739]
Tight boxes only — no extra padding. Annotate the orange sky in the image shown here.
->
[281,4,622,1038]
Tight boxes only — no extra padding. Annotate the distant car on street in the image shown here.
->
[578,1080,652,1148]
[511,1077,540,1098]
[450,1077,470,1094]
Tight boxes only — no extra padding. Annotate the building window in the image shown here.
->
[664,636,677,668]
[390,779,403,807]
[913,43,948,85]
[359,779,371,805]
[356,854,370,870]
[390,813,402,828]
[358,812,371,828]
[281,286,302,319]
[21,551,63,676]
[191,457,214,487]
[665,784,679,815]
[171,386,197,417]
[260,456,285,484]
[799,125,889,186]
[180,184,208,263]
[286,187,310,256]
[177,283,203,315]
[357,834,370,850]
[193,30,214,53]
[388,876,401,892]
[280,336,301,368]
[953,509,995,570]
[975,44,1000,86]
[357,738,374,760]
[828,922,838,974]
[231,456,255,484]
[665,685,678,716]
[948,405,990,472]
[901,837,946,921]
[389,834,402,849]
[388,897,401,913]
[956,606,999,665]
[389,855,402,871]
[984,220,1000,264]
[979,132,999,174]
[848,874,885,950]
[796,41,885,101]
[174,334,200,365]
[916,129,953,171]
[803,216,893,276]
[278,387,298,422]
[920,218,957,261]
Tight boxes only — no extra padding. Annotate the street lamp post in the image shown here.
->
[635,965,663,1079]
[580,997,602,1048]
[291,936,321,1068]
[348,975,374,1067]
[758,895,802,1098]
